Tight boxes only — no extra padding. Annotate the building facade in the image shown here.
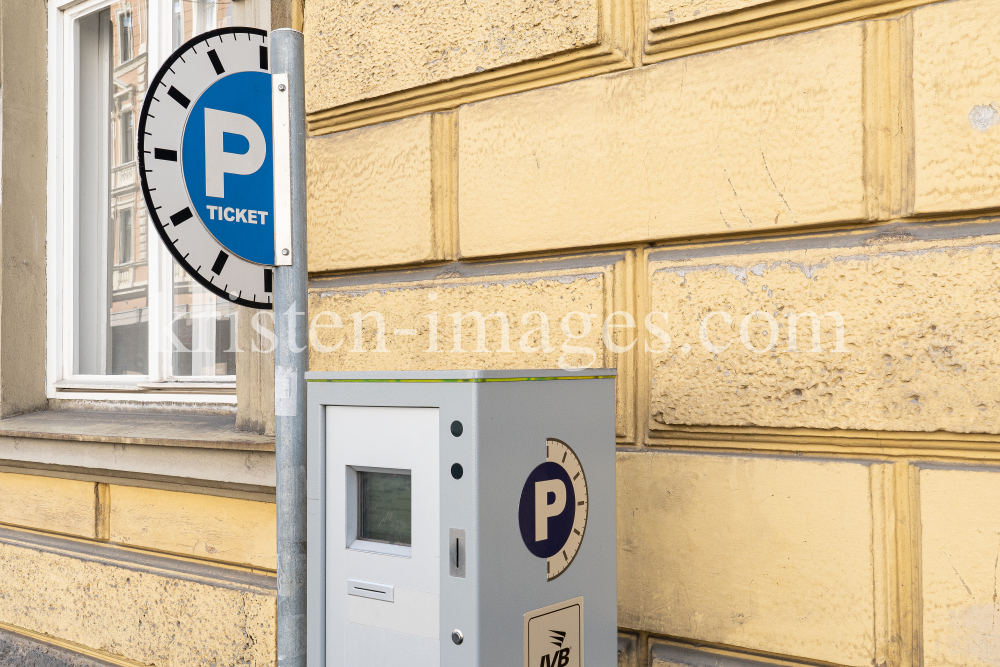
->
[1,0,999,665]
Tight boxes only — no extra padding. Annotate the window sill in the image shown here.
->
[52,380,237,404]
[55,380,235,393]
[0,408,272,451]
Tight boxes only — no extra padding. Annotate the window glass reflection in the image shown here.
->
[170,0,236,377]
[75,2,149,375]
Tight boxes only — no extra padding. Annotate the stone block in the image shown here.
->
[651,641,789,666]
[648,228,1000,434]
[921,467,1000,667]
[304,0,601,112]
[913,0,1000,214]
[458,24,865,257]
[618,633,638,667]
[0,474,95,539]
[648,0,770,30]
[108,486,276,569]
[307,115,437,273]
[308,257,635,437]
[618,451,875,666]
[308,262,618,372]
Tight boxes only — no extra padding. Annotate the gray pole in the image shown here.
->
[272,28,307,667]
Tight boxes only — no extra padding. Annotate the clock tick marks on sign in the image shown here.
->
[170,207,193,226]
[212,251,229,276]
[167,86,190,108]
[154,149,177,161]
[207,49,225,75]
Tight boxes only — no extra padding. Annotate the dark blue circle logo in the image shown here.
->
[182,71,274,265]
[518,461,576,558]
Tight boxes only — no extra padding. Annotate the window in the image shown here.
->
[116,210,133,265]
[119,110,134,163]
[49,0,239,398]
[172,1,183,50]
[118,10,132,64]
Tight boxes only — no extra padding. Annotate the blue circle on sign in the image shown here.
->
[518,462,576,559]
[182,71,274,265]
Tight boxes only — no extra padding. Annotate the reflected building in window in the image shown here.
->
[94,1,236,377]
[108,0,149,375]
[169,0,236,377]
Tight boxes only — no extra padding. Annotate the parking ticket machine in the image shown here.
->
[306,369,616,667]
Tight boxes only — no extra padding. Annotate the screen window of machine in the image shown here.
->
[347,466,413,557]
[357,469,411,546]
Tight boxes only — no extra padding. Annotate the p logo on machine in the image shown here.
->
[524,597,584,667]
[138,27,275,308]
[518,438,589,580]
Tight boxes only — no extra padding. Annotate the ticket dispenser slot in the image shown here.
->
[307,370,617,667]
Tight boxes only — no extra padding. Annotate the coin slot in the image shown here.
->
[449,528,466,578]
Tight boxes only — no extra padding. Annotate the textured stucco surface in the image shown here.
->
[648,234,1000,433]
[458,24,865,257]
[617,451,875,666]
[0,543,275,667]
[309,270,611,371]
[304,0,600,112]
[0,474,95,539]
[109,486,276,569]
[0,628,118,667]
[920,468,1000,667]
[913,0,1000,214]
[0,0,48,418]
[307,115,436,273]
[648,0,770,30]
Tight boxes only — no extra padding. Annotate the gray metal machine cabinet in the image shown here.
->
[306,369,616,667]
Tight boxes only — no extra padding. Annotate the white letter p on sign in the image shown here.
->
[535,479,566,542]
[204,108,266,198]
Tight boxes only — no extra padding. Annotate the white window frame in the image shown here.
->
[46,0,239,404]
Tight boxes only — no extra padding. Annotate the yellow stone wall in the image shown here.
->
[300,0,1000,665]
[0,473,276,665]
[0,535,275,667]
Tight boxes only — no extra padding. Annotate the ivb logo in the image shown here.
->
[540,630,572,667]
[524,597,583,667]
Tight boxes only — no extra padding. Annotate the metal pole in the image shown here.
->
[272,28,307,667]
